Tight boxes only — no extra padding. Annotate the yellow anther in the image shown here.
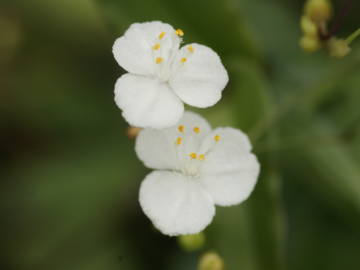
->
[189,152,197,159]
[175,29,184,36]
[214,135,220,142]
[180,57,187,63]
[178,125,184,133]
[159,32,166,39]
[193,127,200,133]
[187,45,194,52]
[155,57,163,64]
[198,154,205,161]
[176,137,182,145]
[152,43,161,50]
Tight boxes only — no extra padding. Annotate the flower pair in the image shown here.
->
[113,21,260,236]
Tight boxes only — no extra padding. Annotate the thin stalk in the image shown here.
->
[346,28,360,44]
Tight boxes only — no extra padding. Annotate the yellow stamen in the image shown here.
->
[152,43,161,50]
[175,29,184,36]
[193,127,200,133]
[178,125,184,133]
[159,32,166,39]
[214,135,220,142]
[198,154,205,161]
[155,57,163,64]
[187,45,194,52]
[176,137,182,145]
[189,152,197,159]
[180,57,187,63]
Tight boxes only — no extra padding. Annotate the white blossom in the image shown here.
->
[113,21,228,129]
[135,111,260,236]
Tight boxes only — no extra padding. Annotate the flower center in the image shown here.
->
[150,29,195,82]
[174,125,220,178]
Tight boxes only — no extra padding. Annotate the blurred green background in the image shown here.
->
[1,0,360,269]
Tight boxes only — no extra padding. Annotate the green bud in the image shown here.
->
[304,0,332,23]
[198,252,224,270]
[327,38,351,58]
[177,232,205,252]
[300,15,318,37]
[300,35,321,52]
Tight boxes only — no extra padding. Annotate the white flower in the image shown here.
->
[135,111,260,236]
[113,21,229,129]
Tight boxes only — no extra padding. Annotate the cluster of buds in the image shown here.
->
[299,0,358,58]
[176,233,225,270]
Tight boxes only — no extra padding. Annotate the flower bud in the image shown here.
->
[198,252,224,270]
[327,38,351,58]
[178,232,205,252]
[304,0,332,23]
[300,35,321,52]
[126,126,142,139]
[300,15,318,37]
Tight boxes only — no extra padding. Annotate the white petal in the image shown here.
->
[139,171,215,236]
[113,21,181,76]
[199,127,252,154]
[199,128,260,206]
[135,111,211,170]
[169,43,228,108]
[135,128,179,170]
[114,74,184,129]
[177,111,212,138]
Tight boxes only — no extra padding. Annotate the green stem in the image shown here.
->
[346,28,360,44]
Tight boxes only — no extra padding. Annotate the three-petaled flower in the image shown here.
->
[113,21,229,129]
[136,111,260,236]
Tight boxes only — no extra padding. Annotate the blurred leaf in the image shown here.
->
[283,120,360,225]
[206,170,285,270]
[0,135,143,270]
[228,60,272,134]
